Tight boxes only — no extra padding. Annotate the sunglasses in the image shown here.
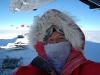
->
[44,25,64,42]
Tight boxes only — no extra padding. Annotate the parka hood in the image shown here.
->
[29,9,85,51]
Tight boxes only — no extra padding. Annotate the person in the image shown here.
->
[13,9,100,75]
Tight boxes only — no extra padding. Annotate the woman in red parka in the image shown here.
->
[13,9,100,75]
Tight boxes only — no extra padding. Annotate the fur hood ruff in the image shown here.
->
[29,9,85,51]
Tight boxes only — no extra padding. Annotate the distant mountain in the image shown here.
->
[0,38,17,46]
[84,41,100,62]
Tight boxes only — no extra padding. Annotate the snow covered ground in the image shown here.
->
[84,41,100,62]
[0,46,37,65]
[0,46,37,75]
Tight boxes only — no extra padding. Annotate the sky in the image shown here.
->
[0,0,100,30]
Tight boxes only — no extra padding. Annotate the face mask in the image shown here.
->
[44,41,71,73]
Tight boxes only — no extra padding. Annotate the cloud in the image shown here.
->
[0,30,28,39]
[83,30,100,43]
[0,33,17,39]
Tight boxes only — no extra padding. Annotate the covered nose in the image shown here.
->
[48,36,58,43]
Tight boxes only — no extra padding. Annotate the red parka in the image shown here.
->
[13,48,100,75]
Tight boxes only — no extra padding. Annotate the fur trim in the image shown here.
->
[28,9,85,50]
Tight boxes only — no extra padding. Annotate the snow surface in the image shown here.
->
[0,46,37,75]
